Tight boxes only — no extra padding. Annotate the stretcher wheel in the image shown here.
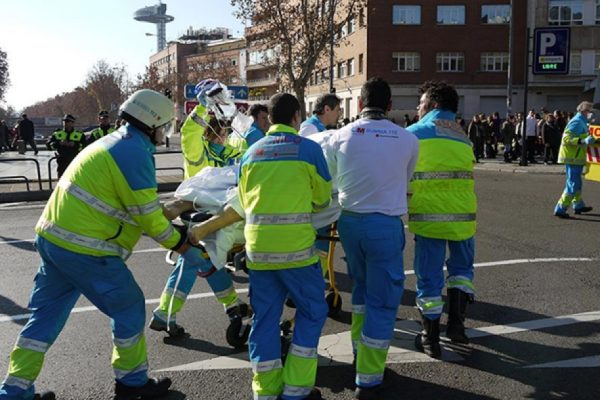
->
[226,319,250,349]
[326,290,342,317]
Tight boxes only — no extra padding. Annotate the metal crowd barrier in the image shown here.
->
[0,158,43,191]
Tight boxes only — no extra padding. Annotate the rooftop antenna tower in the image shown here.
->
[134,1,174,52]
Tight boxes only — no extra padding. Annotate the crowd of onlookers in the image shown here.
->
[400,108,571,165]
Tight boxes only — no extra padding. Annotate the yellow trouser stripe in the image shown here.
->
[8,347,45,382]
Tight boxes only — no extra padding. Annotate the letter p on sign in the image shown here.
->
[540,33,556,55]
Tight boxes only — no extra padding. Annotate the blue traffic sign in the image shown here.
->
[533,27,570,75]
[228,85,249,100]
[184,84,198,100]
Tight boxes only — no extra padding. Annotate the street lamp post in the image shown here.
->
[328,0,335,94]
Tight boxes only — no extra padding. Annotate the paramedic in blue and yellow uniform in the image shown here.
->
[239,93,332,400]
[0,90,192,400]
[407,81,477,359]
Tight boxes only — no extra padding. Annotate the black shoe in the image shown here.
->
[414,315,441,358]
[33,392,55,400]
[114,377,171,400]
[278,388,322,400]
[574,206,593,215]
[355,384,384,400]
[446,288,473,344]
[554,211,570,219]
[149,317,186,338]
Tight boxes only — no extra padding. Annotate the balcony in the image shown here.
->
[247,76,278,87]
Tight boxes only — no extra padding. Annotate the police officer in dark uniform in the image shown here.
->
[46,114,86,178]
[87,110,115,143]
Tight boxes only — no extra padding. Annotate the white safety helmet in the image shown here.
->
[119,89,174,130]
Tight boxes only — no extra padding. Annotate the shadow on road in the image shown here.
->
[0,235,36,252]
[0,294,29,326]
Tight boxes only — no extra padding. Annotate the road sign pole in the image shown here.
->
[520,27,530,167]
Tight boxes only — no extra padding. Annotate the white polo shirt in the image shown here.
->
[325,117,419,216]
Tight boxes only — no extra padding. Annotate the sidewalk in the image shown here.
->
[474,157,564,175]
[0,149,184,202]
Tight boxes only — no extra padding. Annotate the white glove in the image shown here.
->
[582,136,596,146]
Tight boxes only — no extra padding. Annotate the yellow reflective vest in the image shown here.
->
[36,125,182,259]
[407,109,477,241]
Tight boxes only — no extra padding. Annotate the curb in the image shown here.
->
[474,165,565,175]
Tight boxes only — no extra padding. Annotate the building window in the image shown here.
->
[437,5,465,25]
[570,52,581,75]
[481,52,509,72]
[392,52,420,72]
[347,59,355,76]
[231,59,237,66]
[359,7,365,27]
[436,52,464,72]
[392,5,421,25]
[337,62,346,78]
[348,17,356,34]
[358,53,364,74]
[548,0,583,26]
[481,4,511,24]
[595,50,600,71]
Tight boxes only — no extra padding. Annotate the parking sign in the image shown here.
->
[533,27,570,75]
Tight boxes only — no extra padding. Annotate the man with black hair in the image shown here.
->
[299,93,342,136]
[406,81,477,358]
[228,103,269,154]
[16,114,38,155]
[0,89,187,400]
[239,92,332,400]
[325,78,419,400]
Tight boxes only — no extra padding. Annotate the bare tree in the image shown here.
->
[0,47,9,101]
[188,51,240,86]
[132,65,170,94]
[231,0,364,118]
[85,60,129,115]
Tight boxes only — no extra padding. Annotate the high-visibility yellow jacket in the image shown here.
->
[238,124,332,270]
[558,112,590,166]
[36,125,182,259]
[181,105,240,179]
[407,109,477,241]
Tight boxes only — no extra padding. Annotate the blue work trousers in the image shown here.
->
[414,235,475,320]
[248,263,327,400]
[555,164,587,213]
[337,212,405,387]
[0,236,148,400]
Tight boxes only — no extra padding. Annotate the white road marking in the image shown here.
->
[0,257,596,322]
[523,355,600,369]
[466,310,600,338]
[0,289,249,323]
[158,311,600,372]
[158,321,463,372]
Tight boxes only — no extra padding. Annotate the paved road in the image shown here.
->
[0,171,599,399]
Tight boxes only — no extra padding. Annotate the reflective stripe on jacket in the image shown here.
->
[238,124,332,270]
[36,125,181,258]
[558,112,589,165]
[407,109,477,241]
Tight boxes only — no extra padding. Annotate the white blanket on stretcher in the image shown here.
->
[173,131,341,269]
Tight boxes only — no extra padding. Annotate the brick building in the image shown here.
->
[306,0,528,119]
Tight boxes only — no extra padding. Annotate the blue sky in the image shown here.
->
[0,0,245,111]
